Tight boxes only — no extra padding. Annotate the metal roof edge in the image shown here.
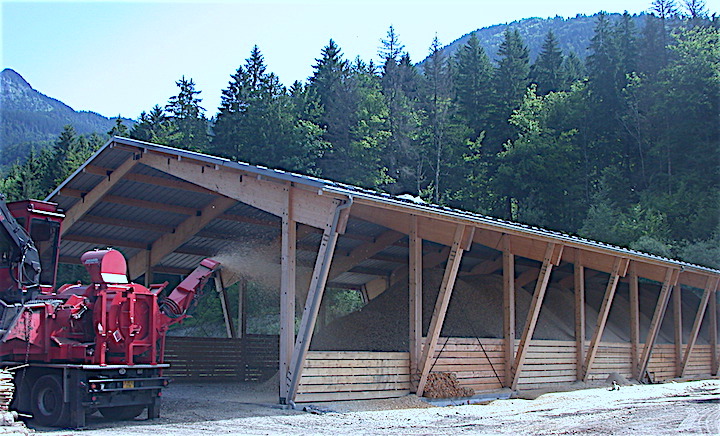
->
[45,137,117,201]
[323,185,720,277]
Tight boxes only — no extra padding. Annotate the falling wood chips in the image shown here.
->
[422,372,475,398]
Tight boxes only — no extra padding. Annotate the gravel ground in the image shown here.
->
[16,378,719,435]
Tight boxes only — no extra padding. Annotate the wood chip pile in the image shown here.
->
[422,372,475,398]
[0,371,13,412]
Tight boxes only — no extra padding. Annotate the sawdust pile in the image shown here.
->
[311,270,579,351]
[422,372,475,398]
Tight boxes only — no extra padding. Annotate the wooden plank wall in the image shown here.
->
[428,338,718,392]
[295,351,411,402]
[164,335,279,382]
[429,338,505,392]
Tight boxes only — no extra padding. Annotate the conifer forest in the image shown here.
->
[2,7,719,269]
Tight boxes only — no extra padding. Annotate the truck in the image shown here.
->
[0,193,220,427]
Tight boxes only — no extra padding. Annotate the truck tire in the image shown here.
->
[31,374,69,427]
[99,405,144,421]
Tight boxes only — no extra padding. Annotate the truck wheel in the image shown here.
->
[31,374,69,427]
[99,406,144,421]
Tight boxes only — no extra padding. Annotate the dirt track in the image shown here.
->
[19,379,720,435]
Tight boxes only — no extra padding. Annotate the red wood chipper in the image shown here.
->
[0,193,220,427]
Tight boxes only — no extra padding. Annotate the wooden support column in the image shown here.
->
[214,273,235,339]
[581,257,627,381]
[285,199,349,403]
[680,277,719,377]
[637,268,679,380]
[510,243,563,390]
[502,236,515,388]
[574,250,585,380]
[279,185,297,401]
[416,224,472,396]
[409,216,422,391]
[673,283,683,377]
[238,278,246,338]
[711,288,719,375]
[629,262,640,379]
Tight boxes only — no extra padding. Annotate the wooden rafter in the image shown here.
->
[328,230,405,280]
[629,262,640,379]
[416,225,471,396]
[510,243,563,390]
[213,274,235,339]
[575,250,585,380]
[637,267,679,380]
[60,153,142,235]
[286,199,346,403]
[142,152,341,229]
[409,216,422,391]
[462,256,503,276]
[503,236,515,388]
[126,196,237,279]
[679,276,719,377]
[581,257,628,381]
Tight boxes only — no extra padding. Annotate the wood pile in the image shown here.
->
[0,371,13,412]
[422,372,474,398]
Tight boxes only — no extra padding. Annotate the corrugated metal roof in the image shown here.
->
[45,137,720,286]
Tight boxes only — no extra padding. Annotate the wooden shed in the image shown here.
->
[47,137,720,404]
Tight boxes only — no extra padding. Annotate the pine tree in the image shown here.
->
[453,33,493,140]
[530,30,565,95]
[165,76,208,151]
[107,117,128,137]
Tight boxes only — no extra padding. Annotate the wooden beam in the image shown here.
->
[637,267,679,380]
[680,276,719,377]
[214,274,235,339]
[408,216,422,391]
[364,246,450,300]
[142,152,342,229]
[461,256,503,276]
[279,184,297,401]
[62,233,147,249]
[81,214,175,233]
[574,250,585,380]
[711,289,718,376]
[286,199,347,403]
[629,262,640,379]
[503,236,515,388]
[416,225,468,396]
[60,154,141,235]
[127,196,237,279]
[511,243,561,390]
[673,283,683,377]
[581,257,627,381]
[328,230,405,280]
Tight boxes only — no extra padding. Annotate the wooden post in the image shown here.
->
[574,250,585,380]
[409,216,422,391]
[581,257,626,381]
[285,199,348,403]
[510,243,562,390]
[238,278,246,338]
[710,288,718,375]
[638,268,678,380]
[673,283,683,377]
[214,273,236,339]
[279,184,297,401]
[679,277,718,377]
[629,262,640,379]
[503,236,515,388]
[416,225,469,396]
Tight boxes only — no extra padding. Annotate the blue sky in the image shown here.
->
[2,0,680,119]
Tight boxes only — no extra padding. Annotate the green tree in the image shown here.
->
[453,33,493,140]
[530,30,565,95]
[164,76,208,151]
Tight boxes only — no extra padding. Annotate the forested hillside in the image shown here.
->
[0,68,131,169]
[1,4,718,270]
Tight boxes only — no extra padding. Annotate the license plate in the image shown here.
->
[122,380,135,389]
